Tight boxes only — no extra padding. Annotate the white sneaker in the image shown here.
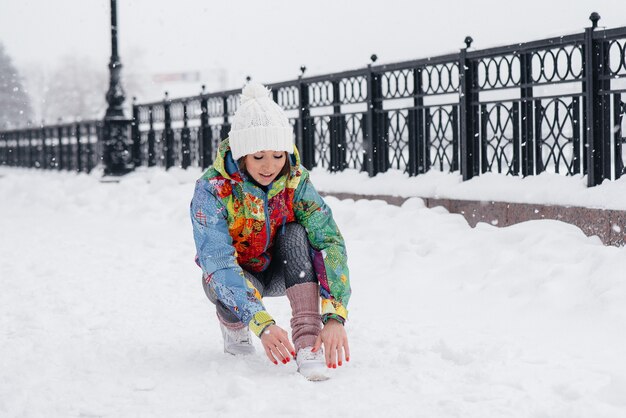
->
[220,323,256,355]
[296,347,330,381]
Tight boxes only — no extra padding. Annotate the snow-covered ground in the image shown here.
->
[1,166,625,418]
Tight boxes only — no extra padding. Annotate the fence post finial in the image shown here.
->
[245,75,251,82]
[300,66,306,77]
[584,11,610,186]
[589,12,600,28]
[459,36,479,181]
[201,84,206,94]
[370,54,378,63]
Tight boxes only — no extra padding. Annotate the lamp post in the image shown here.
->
[103,0,134,175]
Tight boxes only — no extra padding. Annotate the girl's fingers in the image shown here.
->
[336,342,345,366]
[324,340,331,367]
[280,335,295,357]
[263,343,278,365]
[278,331,295,359]
[269,335,293,364]
[343,338,351,362]
[329,342,338,368]
[262,326,296,364]
[324,339,337,367]
[274,342,291,363]
[312,334,322,353]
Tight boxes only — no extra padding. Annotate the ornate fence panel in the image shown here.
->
[468,36,586,178]
[1,15,625,187]
[132,89,240,170]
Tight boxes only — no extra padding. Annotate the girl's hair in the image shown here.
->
[238,152,291,179]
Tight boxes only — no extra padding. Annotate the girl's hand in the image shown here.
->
[260,324,295,365]
[312,320,350,368]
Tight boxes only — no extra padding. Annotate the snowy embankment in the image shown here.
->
[1,166,625,418]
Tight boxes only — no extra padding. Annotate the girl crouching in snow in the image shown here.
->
[190,83,351,381]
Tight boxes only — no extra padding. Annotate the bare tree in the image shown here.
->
[42,55,108,122]
[22,52,146,124]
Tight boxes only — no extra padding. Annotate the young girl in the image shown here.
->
[190,83,351,381]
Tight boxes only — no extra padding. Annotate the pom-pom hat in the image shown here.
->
[228,82,294,160]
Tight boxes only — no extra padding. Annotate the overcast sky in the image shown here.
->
[1,0,624,101]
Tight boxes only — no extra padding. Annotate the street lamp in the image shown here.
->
[103,0,134,175]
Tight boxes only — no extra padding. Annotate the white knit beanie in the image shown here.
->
[228,82,294,160]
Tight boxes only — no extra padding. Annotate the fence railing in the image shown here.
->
[1,14,625,187]
[0,121,102,173]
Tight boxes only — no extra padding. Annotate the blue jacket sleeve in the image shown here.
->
[190,179,274,335]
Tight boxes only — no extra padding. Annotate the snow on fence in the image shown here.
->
[1,14,625,186]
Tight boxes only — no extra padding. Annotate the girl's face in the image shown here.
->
[243,151,287,186]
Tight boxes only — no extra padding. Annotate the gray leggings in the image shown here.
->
[202,223,317,324]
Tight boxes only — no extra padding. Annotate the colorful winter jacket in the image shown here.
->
[190,138,351,337]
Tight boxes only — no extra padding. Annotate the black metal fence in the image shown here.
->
[0,121,102,172]
[2,14,626,187]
